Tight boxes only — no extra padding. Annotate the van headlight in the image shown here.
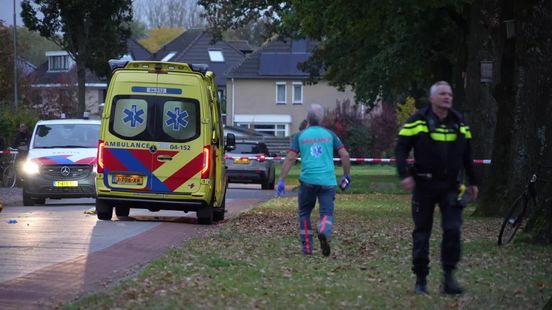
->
[23,161,40,175]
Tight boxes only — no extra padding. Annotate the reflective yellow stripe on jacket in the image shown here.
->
[399,120,428,136]
[399,121,472,141]
[460,125,471,139]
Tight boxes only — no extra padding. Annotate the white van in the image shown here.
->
[21,119,101,205]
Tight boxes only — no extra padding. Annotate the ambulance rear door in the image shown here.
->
[149,72,205,194]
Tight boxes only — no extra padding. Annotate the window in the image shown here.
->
[161,52,177,62]
[162,100,198,141]
[48,55,70,71]
[292,82,303,104]
[33,124,100,148]
[208,49,224,62]
[234,123,288,137]
[276,82,286,104]
[109,95,199,142]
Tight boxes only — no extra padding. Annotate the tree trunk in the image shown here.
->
[520,0,552,243]
[462,0,500,183]
[476,0,522,216]
[474,0,552,243]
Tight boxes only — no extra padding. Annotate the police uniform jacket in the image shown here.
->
[395,106,477,189]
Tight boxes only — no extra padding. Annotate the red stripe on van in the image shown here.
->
[151,150,179,171]
[129,149,153,169]
[103,148,128,171]
[163,152,203,191]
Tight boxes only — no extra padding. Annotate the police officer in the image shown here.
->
[395,81,478,295]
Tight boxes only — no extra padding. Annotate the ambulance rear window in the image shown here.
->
[110,95,200,142]
[161,100,198,140]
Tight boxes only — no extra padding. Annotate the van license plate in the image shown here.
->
[112,175,143,185]
[53,181,78,187]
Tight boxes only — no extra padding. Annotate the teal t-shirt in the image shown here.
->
[290,126,344,186]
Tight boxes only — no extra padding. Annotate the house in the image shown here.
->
[226,38,356,137]
[150,29,247,108]
[29,38,151,118]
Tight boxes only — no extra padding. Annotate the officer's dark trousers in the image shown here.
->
[411,187,463,277]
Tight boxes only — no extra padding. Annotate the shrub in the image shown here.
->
[0,105,39,148]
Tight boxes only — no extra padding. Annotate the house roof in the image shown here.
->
[30,38,152,87]
[227,40,253,54]
[127,38,151,61]
[149,29,204,61]
[228,38,317,79]
[30,62,107,87]
[150,29,246,87]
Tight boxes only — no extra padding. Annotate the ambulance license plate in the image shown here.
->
[53,181,78,187]
[112,175,143,185]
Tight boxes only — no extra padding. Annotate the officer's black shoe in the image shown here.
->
[414,276,428,294]
[443,271,463,295]
[318,233,331,257]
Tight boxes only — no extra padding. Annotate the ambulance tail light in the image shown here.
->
[201,146,211,178]
[97,140,105,173]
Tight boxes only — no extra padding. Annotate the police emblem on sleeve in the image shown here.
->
[310,144,323,158]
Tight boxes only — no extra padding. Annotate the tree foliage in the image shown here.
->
[0,21,32,109]
[134,0,206,29]
[21,0,133,117]
[14,27,58,67]
[322,100,372,158]
[396,96,418,128]
[138,27,185,53]
[199,0,471,105]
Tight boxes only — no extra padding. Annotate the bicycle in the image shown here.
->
[497,169,548,246]
[1,147,18,188]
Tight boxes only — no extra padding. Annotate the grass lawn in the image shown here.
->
[66,166,552,309]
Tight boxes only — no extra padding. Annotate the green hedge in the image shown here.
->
[0,106,39,149]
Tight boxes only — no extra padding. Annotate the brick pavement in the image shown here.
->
[0,199,259,309]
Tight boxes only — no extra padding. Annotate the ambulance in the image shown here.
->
[95,60,235,224]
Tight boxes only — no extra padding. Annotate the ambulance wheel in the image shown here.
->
[22,189,34,206]
[197,206,213,225]
[116,206,130,218]
[213,196,226,222]
[96,199,113,220]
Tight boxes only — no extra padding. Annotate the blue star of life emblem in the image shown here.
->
[122,105,144,128]
[310,144,323,158]
[166,107,189,130]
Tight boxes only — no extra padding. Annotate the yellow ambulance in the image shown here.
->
[95,61,235,224]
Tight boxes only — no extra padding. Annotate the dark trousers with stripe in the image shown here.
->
[298,182,336,254]
[411,186,463,276]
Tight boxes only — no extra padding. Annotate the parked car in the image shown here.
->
[226,141,276,189]
[21,119,101,206]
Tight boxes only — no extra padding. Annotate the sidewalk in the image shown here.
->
[0,187,21,207]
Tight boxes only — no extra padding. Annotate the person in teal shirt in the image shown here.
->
[277,104,351,256]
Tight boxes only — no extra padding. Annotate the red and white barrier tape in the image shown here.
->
[224,155,492,165]
[1,149,19,155]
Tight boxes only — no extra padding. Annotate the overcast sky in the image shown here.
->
[0,0,23,26]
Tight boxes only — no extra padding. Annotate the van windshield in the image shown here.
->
[33,124,100,148]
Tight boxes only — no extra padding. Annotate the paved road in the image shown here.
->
[0,184,293,309]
